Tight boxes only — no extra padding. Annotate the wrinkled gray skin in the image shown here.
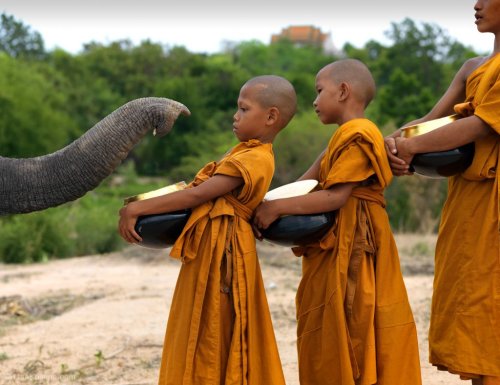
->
[0,97,190,215]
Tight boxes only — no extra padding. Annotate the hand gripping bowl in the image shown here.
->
[123,182,190,249]
[401,114,475,178]
[259,180,336,247]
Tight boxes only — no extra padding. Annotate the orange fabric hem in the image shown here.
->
[435,365,500,383]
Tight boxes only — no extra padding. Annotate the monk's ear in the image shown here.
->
[266,107,280,125]
[339,82,350,101]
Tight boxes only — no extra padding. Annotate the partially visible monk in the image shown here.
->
[385,1,500,384]
[118,75,297,385]
[254,59,422,385]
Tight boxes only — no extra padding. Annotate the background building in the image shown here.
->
[271,25,338,55]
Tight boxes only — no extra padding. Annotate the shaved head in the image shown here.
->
[243,75,297,127]
[320,59,376,107]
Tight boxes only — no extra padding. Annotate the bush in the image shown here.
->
[0,210,73,263]
[70,193,125,255]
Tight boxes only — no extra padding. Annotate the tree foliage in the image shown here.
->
[0,54,76,156]
[345,18,474,127]
[0,13,45,60]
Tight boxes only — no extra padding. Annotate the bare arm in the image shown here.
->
[253,182,356,230]
[119,174,243,243]
[385,57,483,175]
[395,115,492,164]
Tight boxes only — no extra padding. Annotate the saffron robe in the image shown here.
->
[294,119,422,385]
[429,54,500,377]
[158,140,286,385]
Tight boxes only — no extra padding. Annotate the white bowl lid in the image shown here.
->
[264,179,318,201]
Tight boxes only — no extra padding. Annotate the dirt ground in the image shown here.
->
[0,234,464,385]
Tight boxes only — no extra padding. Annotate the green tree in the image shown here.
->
[377,68,436,126]
[346,18,477,126]
[232,40,336,112]
[0,13,45,60]
[380,19,451,89]
[0,53,76,157]
[48,47,123,137]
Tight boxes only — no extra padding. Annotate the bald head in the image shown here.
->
[320,59,376,107]
[243,75,297,128]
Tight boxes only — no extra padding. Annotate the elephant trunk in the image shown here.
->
[0,97,189,215]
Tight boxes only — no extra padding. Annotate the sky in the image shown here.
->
[0,0,495,55]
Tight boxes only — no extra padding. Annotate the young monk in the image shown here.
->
[385,1,500,383]
[253,59,422,385]
[118,75,297,385]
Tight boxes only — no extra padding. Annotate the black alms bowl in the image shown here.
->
[135,210,190,249]
[261,212,336,247]
[410,143,475,178]
[401,115,474,178]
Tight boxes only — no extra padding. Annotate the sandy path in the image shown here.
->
[0,236,463,385]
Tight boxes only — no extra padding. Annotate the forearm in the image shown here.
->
[119,174,243,243]
[126,174,243,217]
[253,183,356,230]
[272,185,354,216]
[407,115,492,154]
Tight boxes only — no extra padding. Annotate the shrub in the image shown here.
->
[0,209,73,263]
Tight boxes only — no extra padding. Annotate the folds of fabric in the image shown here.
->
[429,54,500,378]
[455,53,500,181]
[295,119,421,385]
[158,140,286,385]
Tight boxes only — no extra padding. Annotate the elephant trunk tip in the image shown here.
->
[149,99,190,138]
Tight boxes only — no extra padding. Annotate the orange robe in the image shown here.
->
[429,54,500,379]
[158,140,286,385]
[293,119,422,385]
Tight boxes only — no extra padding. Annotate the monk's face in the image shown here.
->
[313,66,343,125]
[475,0,500,34]
[233,84,270,142]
